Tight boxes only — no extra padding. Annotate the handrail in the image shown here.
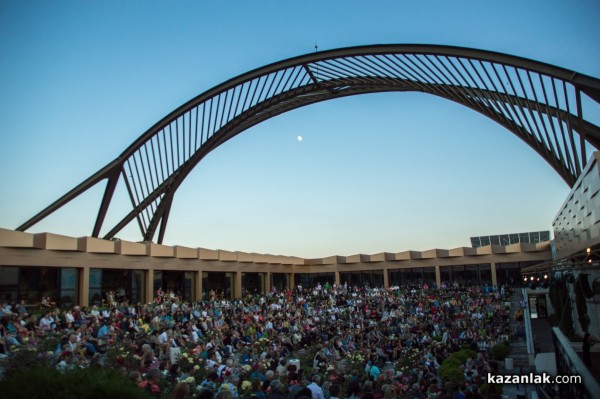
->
[552,327,600,398]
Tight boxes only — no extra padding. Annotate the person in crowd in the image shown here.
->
[215,390,234,399]
[251,378,266,399]
[170,381,191,399]
[307,375,325,399]
[1,283,517,399]
[139,368,162,397]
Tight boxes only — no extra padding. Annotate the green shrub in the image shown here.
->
[491,343,510,361]
[480,382,503,397]
[451,349,477,363]
[0,366,153,399]
[438,349,476,385]
[440,357,462,369]
[439,366,465,383]
[1,336,61,377]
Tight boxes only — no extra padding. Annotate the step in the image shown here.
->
[511,354,529,359]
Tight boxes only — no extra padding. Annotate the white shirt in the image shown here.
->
[307,383,325,399]
[158,331,168,345]
[39,317,52,330]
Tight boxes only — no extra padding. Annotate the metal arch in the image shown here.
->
[17,44,600,243]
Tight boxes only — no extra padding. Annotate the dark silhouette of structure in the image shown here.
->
[17,44,600,243]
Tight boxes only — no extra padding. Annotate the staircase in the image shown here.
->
[497,290,537,398]
[510,341,530,369]
[507,289,531,369]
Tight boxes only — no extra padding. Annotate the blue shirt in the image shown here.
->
[97,325,109,338]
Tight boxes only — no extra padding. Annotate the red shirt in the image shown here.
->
[139,380,160,393]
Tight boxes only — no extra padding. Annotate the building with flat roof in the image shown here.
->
[470,231,551,247]
[0,227,551,307]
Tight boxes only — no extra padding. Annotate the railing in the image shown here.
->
[552,327,600,398]
[522,288,534,361]
[537,383,557,399]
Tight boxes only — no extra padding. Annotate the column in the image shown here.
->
[146,269,154,304]
[196,270,203,302]
[264,272,271,294]
[335,271,340,286]
[435,266,441,288]
[491,262,498,287]
[383,269,389,289]
[235,271,242,298]
[79,266,90,307]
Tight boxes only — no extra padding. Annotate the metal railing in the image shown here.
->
[552,327,600,398]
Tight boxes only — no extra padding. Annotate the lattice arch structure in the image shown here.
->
[18,45,600,243]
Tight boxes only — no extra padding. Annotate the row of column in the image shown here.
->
[78,263,498,307]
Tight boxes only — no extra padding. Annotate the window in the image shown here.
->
[479,264,491,284]
[89,269,102,305]
[242,273,263,294]
[131,270,145,304]
[60,268,79,307]
[440,266,452,284]
[271,273,289,291]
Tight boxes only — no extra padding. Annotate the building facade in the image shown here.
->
[470,231,550,247]
[0,228,550,307]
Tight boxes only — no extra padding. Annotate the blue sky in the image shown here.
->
[1,0,599,258]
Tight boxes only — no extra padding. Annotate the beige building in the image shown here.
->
[4,152,599,310]
[0,227,550,307]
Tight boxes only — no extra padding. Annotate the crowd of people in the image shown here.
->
[0,282,513,399]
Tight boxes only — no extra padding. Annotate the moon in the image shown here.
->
[297,135,303,142]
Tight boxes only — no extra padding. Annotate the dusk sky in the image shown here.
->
[1,1,599,258]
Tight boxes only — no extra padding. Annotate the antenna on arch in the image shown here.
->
[314,43,319,81]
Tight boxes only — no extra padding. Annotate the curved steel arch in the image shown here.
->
[18,44,600,243]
